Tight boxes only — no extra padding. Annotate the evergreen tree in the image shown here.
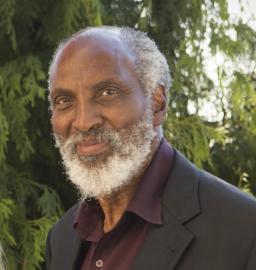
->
[0,0,255,269]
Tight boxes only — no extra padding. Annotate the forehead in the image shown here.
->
[50,31,138,87]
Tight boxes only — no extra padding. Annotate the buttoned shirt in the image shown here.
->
[74,139,174,270]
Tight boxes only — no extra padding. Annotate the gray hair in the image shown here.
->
[48,26,172,98]
[118,27,172,97]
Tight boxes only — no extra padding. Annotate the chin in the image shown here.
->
[55,103,156,199]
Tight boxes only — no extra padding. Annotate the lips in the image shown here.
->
[75,140,110,156]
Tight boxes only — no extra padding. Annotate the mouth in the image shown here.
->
[75,140,110,157]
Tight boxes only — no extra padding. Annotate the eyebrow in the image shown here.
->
[91,79,127,92]
[49,88,74,101]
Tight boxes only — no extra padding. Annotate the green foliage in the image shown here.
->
[0,0,16,52]
[0,108,8,162]
[0,163,62,269]
[0,198,15,246]
[19,216,57,270]
[0,55,45,161]
[238,172,252,195]
[0,0,255,269]
[211,72,256,188]
[164,115,226,167]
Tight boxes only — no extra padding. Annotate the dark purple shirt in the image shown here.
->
[74,139,174,270]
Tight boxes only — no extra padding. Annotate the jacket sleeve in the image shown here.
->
[246,238,256,270]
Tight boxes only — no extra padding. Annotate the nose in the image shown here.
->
[72,103,103,133]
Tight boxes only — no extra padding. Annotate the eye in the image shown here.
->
[101,88,119,96]
[54,96,72,109]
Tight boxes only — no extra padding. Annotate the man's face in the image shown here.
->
[49,32,156,198]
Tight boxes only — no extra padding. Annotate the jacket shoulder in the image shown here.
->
[172,149,256,215]
[165,149,256,225]
[198,169,256,219]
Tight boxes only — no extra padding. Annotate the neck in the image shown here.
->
[98,178,140,232]
[98,133,162,233]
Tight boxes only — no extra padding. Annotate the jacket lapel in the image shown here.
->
[132,150,201,270]
[62,231,82,270]
[50,204,83,270]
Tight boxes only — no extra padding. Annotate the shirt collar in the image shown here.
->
[127,138,174,225]
[74,138,174,233]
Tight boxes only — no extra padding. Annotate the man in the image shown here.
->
[46,26,256,270]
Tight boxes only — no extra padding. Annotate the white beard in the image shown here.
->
[54,103,156,199]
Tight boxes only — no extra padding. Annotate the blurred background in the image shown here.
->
[0,0,255,269]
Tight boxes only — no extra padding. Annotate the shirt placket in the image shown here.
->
[90,236,107,270]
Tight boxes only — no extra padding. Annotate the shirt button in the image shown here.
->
[95,259,104,268]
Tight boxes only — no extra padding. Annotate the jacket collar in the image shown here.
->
[132,149,201,270]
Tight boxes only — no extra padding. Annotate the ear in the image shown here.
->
[152,85,167,127]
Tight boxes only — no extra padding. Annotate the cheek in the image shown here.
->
[111,97,147,128]
[51,114,71,138]
[130,95,148,120]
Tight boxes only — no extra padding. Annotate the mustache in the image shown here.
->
[54,128,121,148]
[75,129,119,144]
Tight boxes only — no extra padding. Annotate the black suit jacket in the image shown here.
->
[45,150,256,270]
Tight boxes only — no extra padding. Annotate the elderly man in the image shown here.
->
[46,26,256,270]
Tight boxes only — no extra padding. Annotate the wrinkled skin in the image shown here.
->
[49,28,167,232]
